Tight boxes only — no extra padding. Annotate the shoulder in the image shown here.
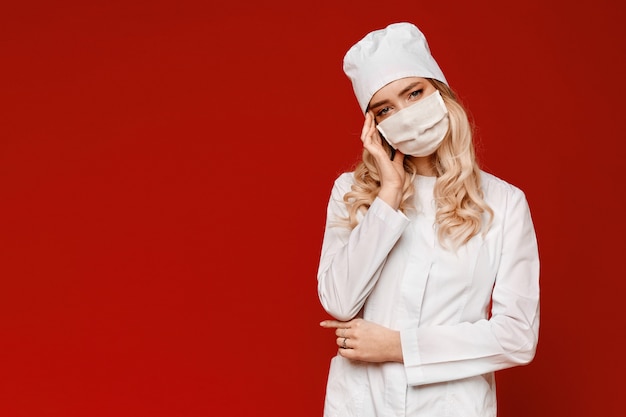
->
[334,172,356,186]
[480,171,526,198]
[330,172,356,197]
[481,171,526,205]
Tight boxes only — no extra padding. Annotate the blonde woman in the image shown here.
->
[317,22,540,416]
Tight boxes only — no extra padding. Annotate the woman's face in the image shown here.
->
[368,77,436,123]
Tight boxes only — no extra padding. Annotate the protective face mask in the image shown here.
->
[375,90,450,157]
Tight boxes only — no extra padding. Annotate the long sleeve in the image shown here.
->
[400,185,540,386]
[317,173,410,321]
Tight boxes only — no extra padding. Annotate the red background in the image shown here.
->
[1,0,625,415]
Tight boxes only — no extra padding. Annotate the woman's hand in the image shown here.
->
[361,112,406,210]
[320,318,403,363]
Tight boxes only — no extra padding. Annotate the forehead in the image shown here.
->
[370,77,428,102]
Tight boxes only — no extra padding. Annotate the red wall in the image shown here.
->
[1,1,624,415]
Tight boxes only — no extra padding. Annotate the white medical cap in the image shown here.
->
[343,22,448,114]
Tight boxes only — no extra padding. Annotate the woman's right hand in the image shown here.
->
[361,112,406,210]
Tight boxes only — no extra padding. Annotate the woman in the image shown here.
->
[317,22,540,416]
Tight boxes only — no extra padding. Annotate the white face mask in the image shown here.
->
[375,90,449,157]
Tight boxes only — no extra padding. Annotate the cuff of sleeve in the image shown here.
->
[369,197,410,224]
[401,327,424,385]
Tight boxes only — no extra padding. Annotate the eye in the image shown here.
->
[376,106,391,117]
[409,89,424,100]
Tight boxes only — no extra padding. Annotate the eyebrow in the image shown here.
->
[368,81,424,111]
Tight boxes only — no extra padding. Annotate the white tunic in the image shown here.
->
[317,171,540,417]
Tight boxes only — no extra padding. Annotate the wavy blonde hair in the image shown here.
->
[343,79,493,249]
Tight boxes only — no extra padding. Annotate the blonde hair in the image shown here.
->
[343,79,493,249]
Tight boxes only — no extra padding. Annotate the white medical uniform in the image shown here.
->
[317,171,540,417]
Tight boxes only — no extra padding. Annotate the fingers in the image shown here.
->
[360,112,379,147]
[319,320,350,329]
[319,318,351,348]
[336,336,350,349]
[335,327,349,338]
[360,112,371,143]
[320,319,364,357]
[361,113,401,167]
[321,320,353,350]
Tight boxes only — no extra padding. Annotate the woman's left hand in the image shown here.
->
[320,318,403,363]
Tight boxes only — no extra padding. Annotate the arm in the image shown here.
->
[401,187,540,385]
[316,174,410,321]
[317,113,409,321]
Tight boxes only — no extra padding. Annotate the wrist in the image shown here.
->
[378,187,403,210]
[387,330,404,363]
